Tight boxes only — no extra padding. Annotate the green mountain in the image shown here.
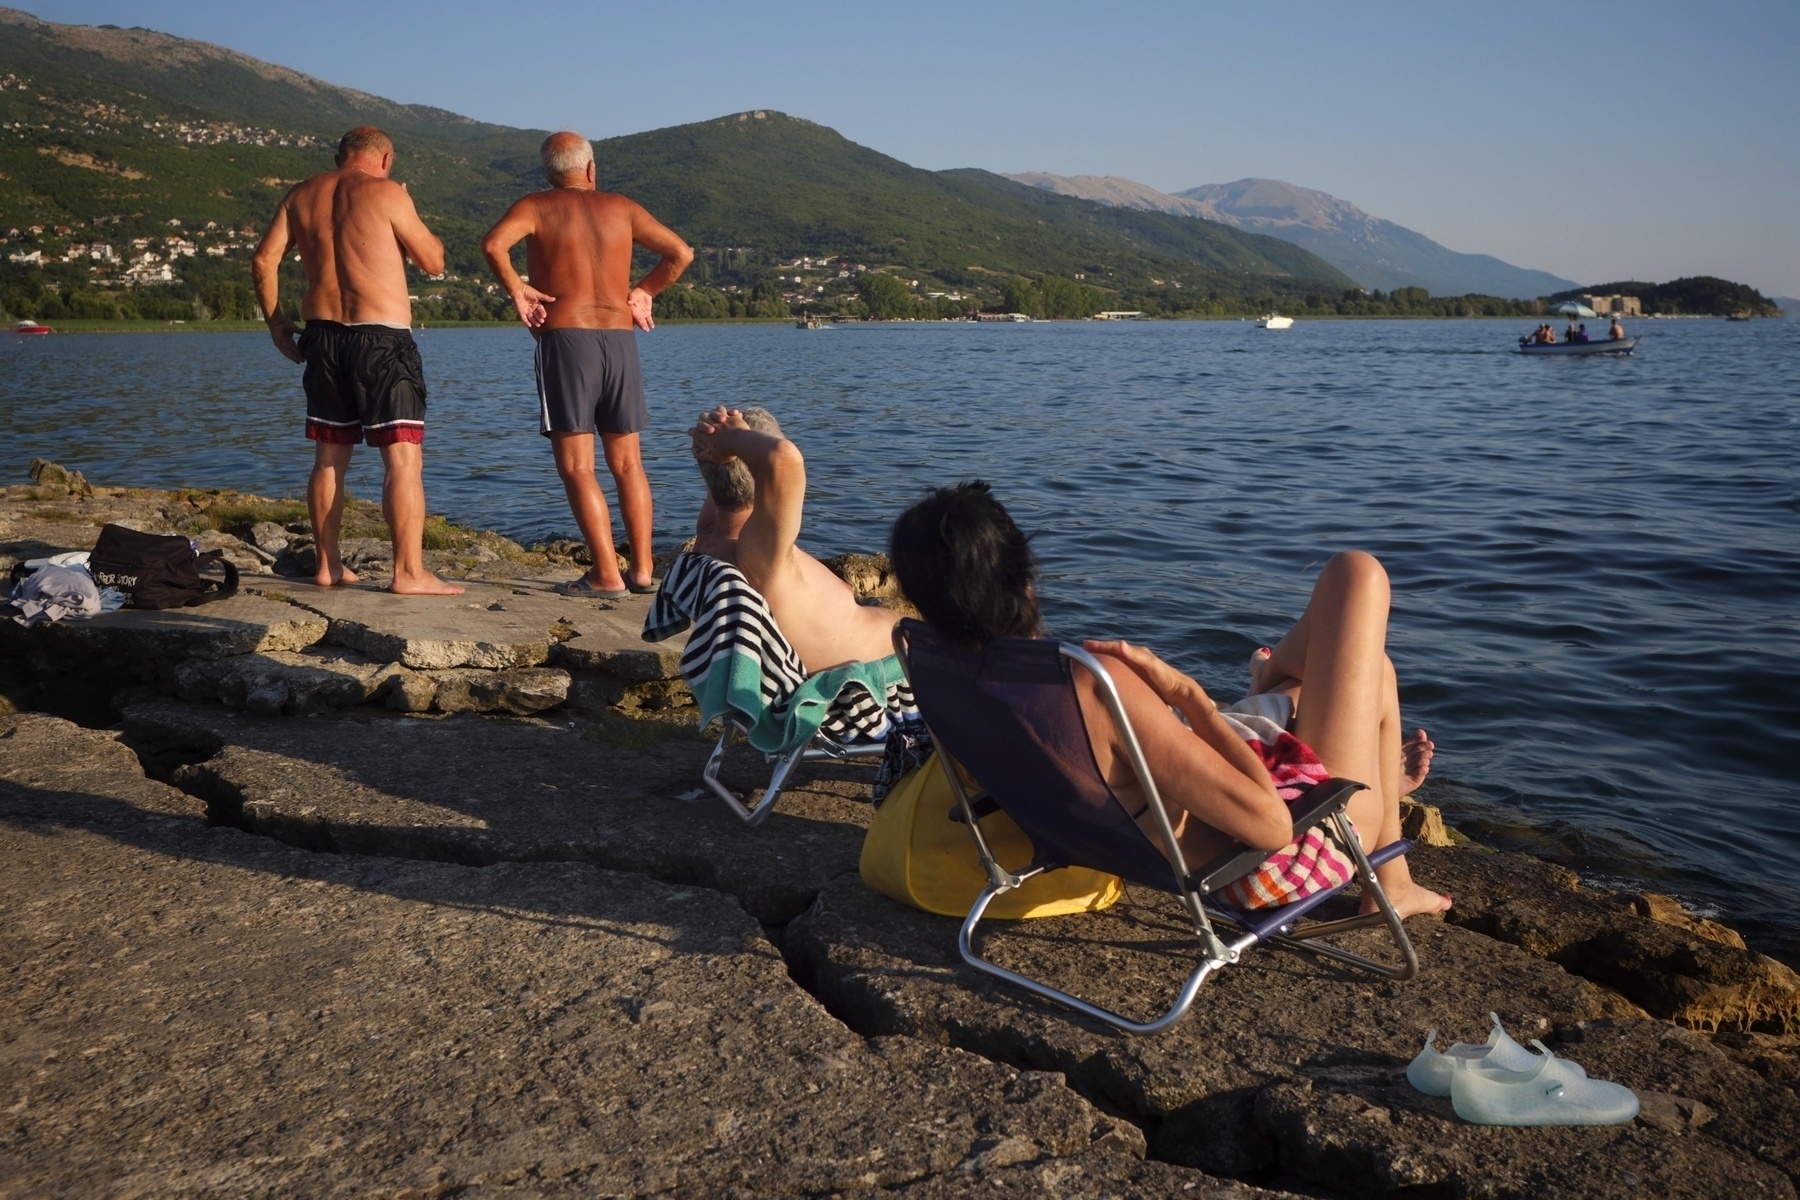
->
[0,6,1352,322]
[1549,277,1781,318]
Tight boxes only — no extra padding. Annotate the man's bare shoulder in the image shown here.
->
[592,190,646,215]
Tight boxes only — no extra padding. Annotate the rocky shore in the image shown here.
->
[2,466,1798,1198]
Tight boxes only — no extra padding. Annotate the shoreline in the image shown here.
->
[8,314,1719,336]
[4,467,1799,1196]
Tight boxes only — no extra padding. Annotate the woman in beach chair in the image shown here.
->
[888,481,1449,924]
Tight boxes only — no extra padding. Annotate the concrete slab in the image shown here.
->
[0,712,205,820]
[0,726,1138,1197]
[0,593,327,676]
[121,699,877,925]
[263,578,680,673]
[788,874,1799,1196]
[171,647,407,715]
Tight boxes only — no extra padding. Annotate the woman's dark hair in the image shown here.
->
[889,481,1041,646]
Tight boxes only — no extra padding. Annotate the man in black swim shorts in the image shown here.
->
[251,126,463,595]
[301,320,428,447]
[483,132,692,598]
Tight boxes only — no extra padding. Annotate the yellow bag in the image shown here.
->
[860,752,1124,919]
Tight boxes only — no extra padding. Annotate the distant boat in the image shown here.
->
[1518,336,1640,357]
[12,320,51,335]
[795,315,824,329]
[1255,314,1294,329]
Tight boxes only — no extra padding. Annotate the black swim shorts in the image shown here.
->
[534,328,647,437]
[299,320,427,446]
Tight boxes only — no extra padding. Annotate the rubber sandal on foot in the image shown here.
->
[555,576,629,600]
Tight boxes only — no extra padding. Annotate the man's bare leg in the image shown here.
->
[378,440,463,596]
[551,432,627,591]
[307,441,359,587]
[600,431,655,589]
[1268,551,1450,918]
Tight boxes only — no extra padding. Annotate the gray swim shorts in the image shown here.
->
[533,328,647,437]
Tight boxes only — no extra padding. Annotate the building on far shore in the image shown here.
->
[1582,293,1642,316]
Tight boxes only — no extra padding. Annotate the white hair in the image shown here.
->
[541,135,594,177]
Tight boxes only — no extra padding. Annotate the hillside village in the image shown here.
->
[0,49,1780,324]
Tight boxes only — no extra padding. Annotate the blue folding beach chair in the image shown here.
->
[892,618,1418,1035]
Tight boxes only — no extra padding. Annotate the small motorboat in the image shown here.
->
[795,315,824,330]
[12,320,51,335]
[1255,314,1294,329]
[1518,336,1639,356]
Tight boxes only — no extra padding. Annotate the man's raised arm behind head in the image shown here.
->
[688,407,803,586]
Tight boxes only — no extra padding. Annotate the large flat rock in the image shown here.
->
[0,593,326,675]
[122,698,876,924]
[266,578,680,674]
[788,874,1799,1197]
[0,717,1152,1197]
[1418,843,1800,1034]
[0,712,205,821]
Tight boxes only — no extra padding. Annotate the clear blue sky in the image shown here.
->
[23,1,1800,295]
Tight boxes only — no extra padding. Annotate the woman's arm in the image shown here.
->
[1081,642,1291,851]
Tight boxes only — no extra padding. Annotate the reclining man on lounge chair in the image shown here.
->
[686,405,901,672]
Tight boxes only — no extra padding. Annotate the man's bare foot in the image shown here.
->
[313,564,360,588]
[1362,878,1453,919]
[1401,728,1435,795]
[389,571,465,596]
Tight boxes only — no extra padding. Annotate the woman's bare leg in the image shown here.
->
[1269,551,1450,917]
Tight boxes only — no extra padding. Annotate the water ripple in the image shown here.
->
[3,317,1797,962]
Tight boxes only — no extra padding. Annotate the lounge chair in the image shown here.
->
[892,618,1418,1035]
[643,552,915,826]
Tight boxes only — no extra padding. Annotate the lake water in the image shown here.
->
[4,318,1798,964]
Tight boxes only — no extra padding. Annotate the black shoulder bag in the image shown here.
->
[88,524,240,610]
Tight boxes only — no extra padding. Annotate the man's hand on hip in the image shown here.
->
[628,287,655,331]
[511,284,557,328]
[268,313,304,364]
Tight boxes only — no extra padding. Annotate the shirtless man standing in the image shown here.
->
[687,407,900,671]
[482,132,693,597]
[252,126,461,595]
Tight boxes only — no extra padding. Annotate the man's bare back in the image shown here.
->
[482,137,690,333]
[689,408,900,671]
[254,142,443,357]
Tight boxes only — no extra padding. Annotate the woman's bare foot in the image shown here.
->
[1362,878,1453,918]
[389,570,465,596]
[1247,646,1280,695]
[1401,728,1435,795]
[313,563,360,588]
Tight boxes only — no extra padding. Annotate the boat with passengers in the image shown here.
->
[1518,335,1639,356]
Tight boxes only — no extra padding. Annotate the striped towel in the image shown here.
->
[643,552,917,754]
[1212,693,1358,911]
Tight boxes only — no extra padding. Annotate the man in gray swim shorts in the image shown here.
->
[535,328,648,437]
[483,132,692,598]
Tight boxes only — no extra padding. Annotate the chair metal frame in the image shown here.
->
[700,718,887,827]
[894,625,1418,1036]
